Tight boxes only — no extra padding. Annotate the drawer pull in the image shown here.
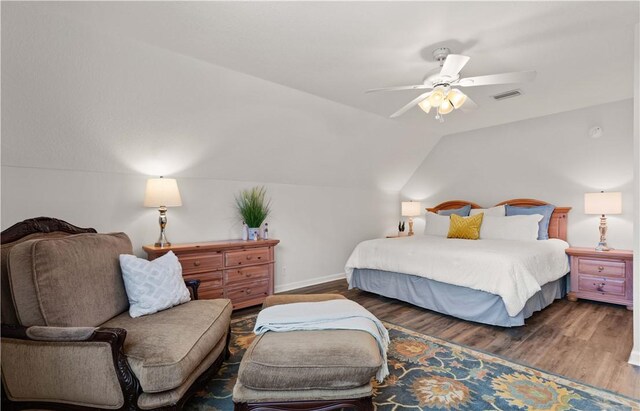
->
[246,256,253,260]
[258,256,262,260]
[598,266,604,272]
[594,282,606,292]
[194,261,201,267]
[246,289,252,295]
[246,273,252,278]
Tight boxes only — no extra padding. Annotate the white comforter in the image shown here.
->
[345,235,570,317]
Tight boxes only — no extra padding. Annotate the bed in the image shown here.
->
[345,199,572,327]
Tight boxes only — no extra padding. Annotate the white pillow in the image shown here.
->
[424,212,451,237]
[480,214,544,241]
[119,251,191,318]
[470,205,505,217]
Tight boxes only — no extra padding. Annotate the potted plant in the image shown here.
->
[235,186,271,240]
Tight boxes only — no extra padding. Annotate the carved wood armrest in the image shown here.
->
[184,279,201,300]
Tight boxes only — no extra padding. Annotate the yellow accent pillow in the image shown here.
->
[447,213,484,240]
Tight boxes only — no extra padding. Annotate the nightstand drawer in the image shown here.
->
[224,265,270,285]
[578,275,625,296]
[577,258,625,278]
[179,253,223,275]
[225,247,270,267]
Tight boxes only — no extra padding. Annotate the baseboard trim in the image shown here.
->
[274,272,346,293]
[629,348,640,366]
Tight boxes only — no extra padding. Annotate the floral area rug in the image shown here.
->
[186,315,639,410]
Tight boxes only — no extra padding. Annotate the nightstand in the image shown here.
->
[566,247,633,310]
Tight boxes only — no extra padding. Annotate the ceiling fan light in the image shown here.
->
[418,99,431,113]
[439,99,454,115]
[428,89,444,107]
[447,89,467,109]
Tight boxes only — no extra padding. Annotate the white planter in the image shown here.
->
[248,227,260,240]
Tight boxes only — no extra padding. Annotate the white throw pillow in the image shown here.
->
[480,214,544,241]
[470,205,506,217]
[119,251,191,318]
[424,212,451,237]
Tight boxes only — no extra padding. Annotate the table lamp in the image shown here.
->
[401,201,422,236]
[584,191,621,251]
[144,177,182,247]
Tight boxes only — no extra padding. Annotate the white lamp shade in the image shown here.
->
[401,201,422,217]
[144,178,183,207]
[584,192,621,215]
[418,99,431,113]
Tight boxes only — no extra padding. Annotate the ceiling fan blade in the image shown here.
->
[458,70,536,87]
[390,92,432,118]
[440,54,470,77]
[366,84,433,93]
[459,96,478,113]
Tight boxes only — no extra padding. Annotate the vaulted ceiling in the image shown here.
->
[40,1,639,135]
[2,2,638,190]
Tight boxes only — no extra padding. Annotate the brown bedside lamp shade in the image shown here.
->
[584,191,621,251]
[145,177,182,247]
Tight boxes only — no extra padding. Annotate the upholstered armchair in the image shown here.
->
[1,218,232,410]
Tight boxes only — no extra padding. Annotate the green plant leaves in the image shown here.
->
[235,186,271,228]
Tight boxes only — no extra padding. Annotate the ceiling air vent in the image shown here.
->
[492,89,523,101]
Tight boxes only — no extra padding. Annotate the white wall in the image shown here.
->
[1,167,398,291]
[402,100,635,250]
[0,4,419,291]
[630,22,639,366]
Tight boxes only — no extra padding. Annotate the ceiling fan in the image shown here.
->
[367,47,536,122]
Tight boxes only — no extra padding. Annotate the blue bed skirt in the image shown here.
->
[350,269,567,327]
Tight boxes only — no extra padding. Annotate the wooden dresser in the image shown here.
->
[143,239,279,310]
[566,247,633,310]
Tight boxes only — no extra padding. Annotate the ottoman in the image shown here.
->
[233,294,380,410]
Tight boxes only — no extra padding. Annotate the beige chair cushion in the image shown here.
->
[8,233,132,327]
[102,299,232,393]
[262,293,345,309]
[238,329,381,391]
[137,335,228,410]
[1,231,72,325]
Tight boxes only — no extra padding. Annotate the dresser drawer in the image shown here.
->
[183,270,222,284]
[225,248,270,267]
[577,258,625,278]
[183,271,223,300]
[226,279,270,303]
[198,286,225,300]
[578,275,625,296]
[224,265,270,286]
[178,253,223,275]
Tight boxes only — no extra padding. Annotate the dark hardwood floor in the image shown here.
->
[234,279,639,399]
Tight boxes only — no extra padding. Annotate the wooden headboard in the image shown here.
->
[426,198,571,241]
[426,200,482,213]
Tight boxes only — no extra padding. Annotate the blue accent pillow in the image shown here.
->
[505,204,556,240]
[438,205,471,217]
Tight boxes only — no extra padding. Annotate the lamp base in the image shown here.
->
[594,215,612,252]
[155,206,171,248]
[408,218,414,236]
